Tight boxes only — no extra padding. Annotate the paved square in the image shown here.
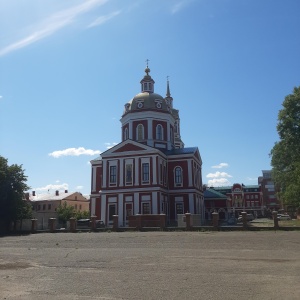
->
[0,231,299,299]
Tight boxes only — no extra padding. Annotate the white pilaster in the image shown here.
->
[119,158,124,187]
[152,192,158,214]
[90,197,96,215]
[118,194,124,226]
[134,157,139,186]
[134,192,139,214]
[129,121,133,139]
[188,159,193,187]
[147,119,153,146]
[152,155,157,184]
[92,167,96,192]
[101,194,106,222]
[189,194,194,214]
[102,160,107,188]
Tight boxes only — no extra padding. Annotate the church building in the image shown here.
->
[90,64,204,227]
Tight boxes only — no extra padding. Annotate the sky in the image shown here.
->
[1,0,300,197]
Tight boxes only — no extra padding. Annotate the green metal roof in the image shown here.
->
[204,189,228,199]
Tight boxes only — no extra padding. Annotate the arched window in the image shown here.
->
[174,167,182,186]
[137,124,144,141]
[124,128,128,141]
[156,124,163,140]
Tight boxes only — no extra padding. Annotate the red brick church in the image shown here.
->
[90,64,204,226]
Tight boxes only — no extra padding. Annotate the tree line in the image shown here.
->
[0,156,89,233]
[270,86,300,209]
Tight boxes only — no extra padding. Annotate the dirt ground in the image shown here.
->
[0,231,299,300]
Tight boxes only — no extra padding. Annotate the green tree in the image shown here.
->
[75,210,90,220]
[270,86,300,208]
[56,202,75,225]
[0,156,30,233]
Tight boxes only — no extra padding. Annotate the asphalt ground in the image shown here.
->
[0,231,299,300]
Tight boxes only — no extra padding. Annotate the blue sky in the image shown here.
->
[1,0,300,196]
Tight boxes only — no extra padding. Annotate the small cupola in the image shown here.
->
[140,60,155,93]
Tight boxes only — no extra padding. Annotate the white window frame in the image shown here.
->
[174,166,183,187]
[142,202,151,214]
[125,164,133,185]
[136,124,144,141]
[124,128,128,140]
[156,124,163,140]
[142,162,150,184]
[109,162,118,186]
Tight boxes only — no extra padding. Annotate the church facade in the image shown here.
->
[90,64,204,227]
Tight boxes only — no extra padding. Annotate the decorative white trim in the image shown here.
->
[189,194,194,214]
[188,159,193,187]
[102,160,107,188]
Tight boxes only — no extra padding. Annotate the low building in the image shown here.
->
[204,188,228,221]
[258,170,281,210]
[29,190,90,229]
[210,183,264,218]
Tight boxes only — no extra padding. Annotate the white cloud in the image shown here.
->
[247,177,257,181]
[76,185,84,190]
[0,96,2,99]
[207,178,231,187]
[211,163,229,169]
[87,10,121,28]
[49,147,101,158]
[170,0,194,14]
[206,172,232,178]
[0,0,108,56]
[34,183,69,192]
[104,142,118,149]
[171,2,185,14]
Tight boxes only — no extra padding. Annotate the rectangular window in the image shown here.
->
[126,164,132,184]
[175,202,184,215]
[48,204,51,210]
[175,167,182,185]
[142,163,149,183]
[125,203,133,220]
[110,166,117,184]
[42,204,46,210]
[108,204,116,222]
[142,202,150,214]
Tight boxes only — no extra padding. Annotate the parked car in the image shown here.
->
[237,214,254,222]
[77,219,106,229]
[278,214,291,221]
[95,220,105,228]
[77,219,91,229]
[227,216,237,225]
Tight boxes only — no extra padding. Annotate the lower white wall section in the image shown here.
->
[101,194,106,224]
[134,193,139,214]
[152,191,158,214]
[118,194,124,226]
[189,194,194,214]
[90,197,96,216]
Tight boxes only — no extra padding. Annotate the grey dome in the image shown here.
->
[123,92,170,115]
